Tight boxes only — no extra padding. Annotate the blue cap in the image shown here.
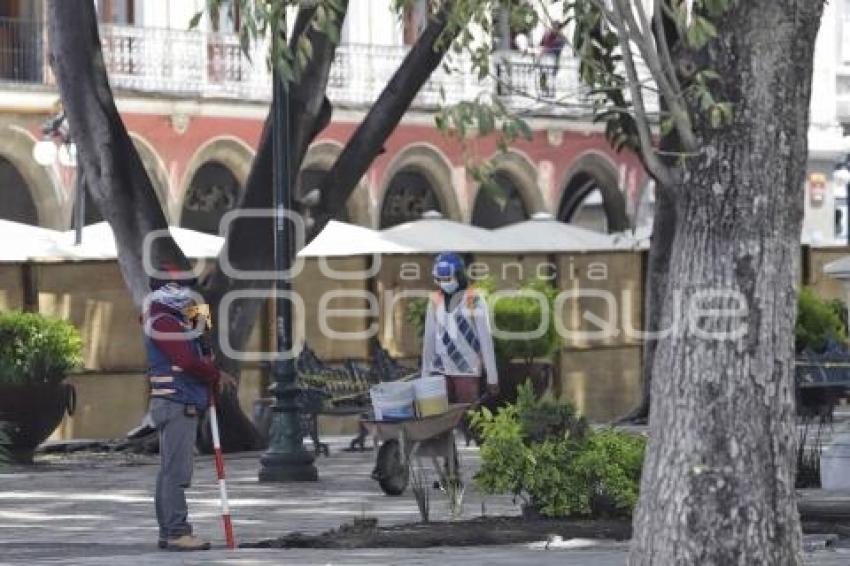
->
[432,252,464,278]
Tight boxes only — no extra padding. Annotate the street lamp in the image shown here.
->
[833,155,850,246]
[32,112,85,245]
[258,67,318,482]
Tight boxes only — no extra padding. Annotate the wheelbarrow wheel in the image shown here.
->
[374,439,409,496]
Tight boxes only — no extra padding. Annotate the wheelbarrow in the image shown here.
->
[362,404,471,496]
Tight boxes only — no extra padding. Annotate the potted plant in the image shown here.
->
[482,276,559,402]
[0,311,81,464]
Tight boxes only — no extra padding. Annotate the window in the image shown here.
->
[471,171,529,228]
[837,197,848,240]
[211,0,240,33]
[181,162,242,235]
[380,169,442,228]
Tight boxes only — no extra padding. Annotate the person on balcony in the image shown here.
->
[421,252,499,403]
[142,266,236,552]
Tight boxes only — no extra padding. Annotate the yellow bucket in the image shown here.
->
[416,395,449,418]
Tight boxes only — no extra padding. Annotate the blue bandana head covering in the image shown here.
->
[432,252,464,279]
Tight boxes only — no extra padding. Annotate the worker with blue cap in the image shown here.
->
[421,252,499,402]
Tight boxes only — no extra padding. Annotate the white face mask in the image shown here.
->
[439,279,460,294]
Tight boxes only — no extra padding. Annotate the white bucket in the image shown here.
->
[820,432,850,490]
[370,382,415,421]
[413,374,449,417]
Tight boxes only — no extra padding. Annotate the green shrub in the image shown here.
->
[485,277,559,364]
[407,295,429,341]
[796,288,846,353]
[406,276,559,364]
[0,311,82,387]
[471,382,645,518]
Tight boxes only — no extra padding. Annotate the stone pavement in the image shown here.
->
[0,437,847,565]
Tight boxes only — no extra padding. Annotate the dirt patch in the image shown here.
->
[242,516,633,549]
[243,515,850,550]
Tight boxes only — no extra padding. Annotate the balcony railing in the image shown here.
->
[0,17,44,84]
[1,20,626,116]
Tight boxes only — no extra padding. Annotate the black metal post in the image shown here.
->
[73,162,85,246]
[258,67,318,482]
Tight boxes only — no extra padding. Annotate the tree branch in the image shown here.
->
[653,0,682,96]
[313,0,459,228]
[626,0,698,150]
[610,0,674,186]
[203,2,346,355]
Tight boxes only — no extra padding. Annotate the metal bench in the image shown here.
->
[254,346,419,456]
[795,340,850,421]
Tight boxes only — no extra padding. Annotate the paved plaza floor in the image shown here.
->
[0,437,847,565]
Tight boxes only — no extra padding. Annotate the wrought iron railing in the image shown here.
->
[1,19,656,116]
[0,17,43,84]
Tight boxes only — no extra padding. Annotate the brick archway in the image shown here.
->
[558,152,628,233]
[378,144,461,229]
[0,125,64,229]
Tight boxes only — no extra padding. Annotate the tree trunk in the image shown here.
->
[198,6,340,452]
[619,183,675,424]
[630,2,824,563]
[200,1,457,450]
[47,0,188,305]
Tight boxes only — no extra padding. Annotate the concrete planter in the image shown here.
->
[0,382,75,464]
[820,431,850,490]
[499,361,555,403]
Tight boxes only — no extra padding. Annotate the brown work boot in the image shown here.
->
[161,534,211,551]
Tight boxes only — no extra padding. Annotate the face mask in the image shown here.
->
[439,279,460,294]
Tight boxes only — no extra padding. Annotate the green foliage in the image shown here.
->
[0,312,82,387]
[434,97,532,149]
[192,0,345,84]
[795,287,847,353]
[486,276,559,364]
[407,295,430,341]
[405,275,559,364]
[828,298,849,337]
[471,382,645,518]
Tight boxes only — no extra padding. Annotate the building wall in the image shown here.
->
[805,246,850,301]
[0,101,645,234]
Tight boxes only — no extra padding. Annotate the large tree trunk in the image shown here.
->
[47,0,188,304]
[198,6,340,452]
[630,2,824,563]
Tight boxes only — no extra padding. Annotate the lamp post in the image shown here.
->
[258,67,318,482]
[833,155,850,246]
[33,112,85,245]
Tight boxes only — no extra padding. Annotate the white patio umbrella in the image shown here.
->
[824,255,850,280]
[492,212,627,252]
[56,222,225,259]
[381,213,497,254]
[0,220,65,261]
[297,220,414,257]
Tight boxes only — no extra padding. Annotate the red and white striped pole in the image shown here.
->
[209,392,236,549]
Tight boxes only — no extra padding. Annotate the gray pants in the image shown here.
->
[150,398,197,541]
